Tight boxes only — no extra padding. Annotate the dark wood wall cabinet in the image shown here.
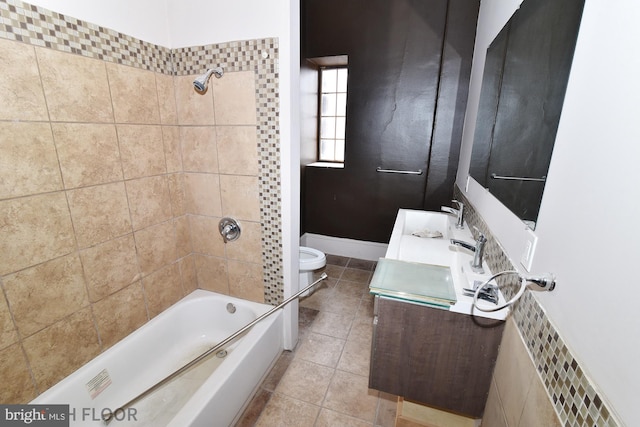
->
[301,0,480,243]
[369,296,504,418]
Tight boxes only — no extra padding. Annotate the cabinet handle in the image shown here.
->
[376,167,423,175]
[490,173,546,182]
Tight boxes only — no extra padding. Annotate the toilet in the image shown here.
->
[299,246,327,297]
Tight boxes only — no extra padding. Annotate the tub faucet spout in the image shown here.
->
[441,200,464,229]
[450,229,486,274]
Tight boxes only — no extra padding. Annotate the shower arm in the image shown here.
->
[102,273,328,425]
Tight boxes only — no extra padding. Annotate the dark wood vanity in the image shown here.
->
[369,296,504,419]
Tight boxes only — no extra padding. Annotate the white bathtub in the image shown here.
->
[31,290,284,427]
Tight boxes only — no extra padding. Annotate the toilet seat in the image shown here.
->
[299,246,326,271]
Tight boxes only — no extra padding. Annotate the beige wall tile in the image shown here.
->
[184,173,222,216]
[189,215,225,256]
[211,70,257,125]
[23,308,100,391]
[0,343,37,403]
[0,39,48,121]
[37,47,114,122]
[4,254,89,338]
[0,193,75,275]
[179,255,198,294]
[0,293,18,350]
[163,126,183,173]
[480,379,508,427]
[117,124,166,179]
[156,73,178,125]
[174,215,192,259]
[228,260,264,303]
[107,63,160,124]
[220,175,260,221]
[126,176,172,231]
[175,75,215,125]
[519,372,562,427]
[52,123,123,189]
[143,263,184,317]
[216,126,259,175]
[493,318,536,427]
[93,282,147,349]
[67,182,132,248]
[194,254,229,294]
[167,173,187,216]
[0,122,62,199]
[225,220,262,263]
[134,221,177,277]
[181,126,218,173]
[80,234,141,302]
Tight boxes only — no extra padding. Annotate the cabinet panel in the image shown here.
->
[302,0,480,243]
[369,297,504,418]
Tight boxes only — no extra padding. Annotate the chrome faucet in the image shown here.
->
[450,228,487,274]
[441,199,464,229]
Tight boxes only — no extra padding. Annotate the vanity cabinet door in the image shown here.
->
[369,296,504,418]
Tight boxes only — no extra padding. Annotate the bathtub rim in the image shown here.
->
[31,289,284,426]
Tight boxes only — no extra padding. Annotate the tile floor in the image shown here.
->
[236,255,398,427]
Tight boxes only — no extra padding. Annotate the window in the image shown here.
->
[319,67,348,162]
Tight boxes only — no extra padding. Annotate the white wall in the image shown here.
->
[25,0,171,46]
[457,0,640,424]
[166,0,287,48]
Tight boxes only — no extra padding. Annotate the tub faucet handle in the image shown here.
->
[219,217,241,243]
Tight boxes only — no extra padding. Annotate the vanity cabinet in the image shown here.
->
[369,296,504,418]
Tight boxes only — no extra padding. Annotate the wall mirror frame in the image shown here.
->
[469,0,585,229]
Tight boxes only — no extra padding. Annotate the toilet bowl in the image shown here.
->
[299,246,326,297]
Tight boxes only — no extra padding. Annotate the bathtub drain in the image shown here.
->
[216,349,228,358]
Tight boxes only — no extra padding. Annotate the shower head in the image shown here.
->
[193,67,224,92]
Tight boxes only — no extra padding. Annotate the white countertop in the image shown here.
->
[373,208,509,321]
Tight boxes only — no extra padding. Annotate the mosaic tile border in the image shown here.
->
[0,0,283,305]
[0,0,172,73]
[173,41,283,305]
[454,186,619,427]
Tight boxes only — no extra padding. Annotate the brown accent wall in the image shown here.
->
[301,0,479,243]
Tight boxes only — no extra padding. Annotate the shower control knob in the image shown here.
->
[219,217,241,243]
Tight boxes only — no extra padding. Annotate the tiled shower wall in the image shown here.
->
[0,0,282,403]
[454,188,619,427]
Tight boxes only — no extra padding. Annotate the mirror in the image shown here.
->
[469,0,585,228]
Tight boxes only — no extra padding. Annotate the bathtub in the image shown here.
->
[31,290,284,426]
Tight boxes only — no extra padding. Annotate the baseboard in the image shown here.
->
[300,233,387,261]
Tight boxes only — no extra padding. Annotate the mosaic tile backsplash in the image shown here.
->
[454,187,619,427]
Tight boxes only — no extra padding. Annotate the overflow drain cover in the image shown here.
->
[216,350,228,358]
